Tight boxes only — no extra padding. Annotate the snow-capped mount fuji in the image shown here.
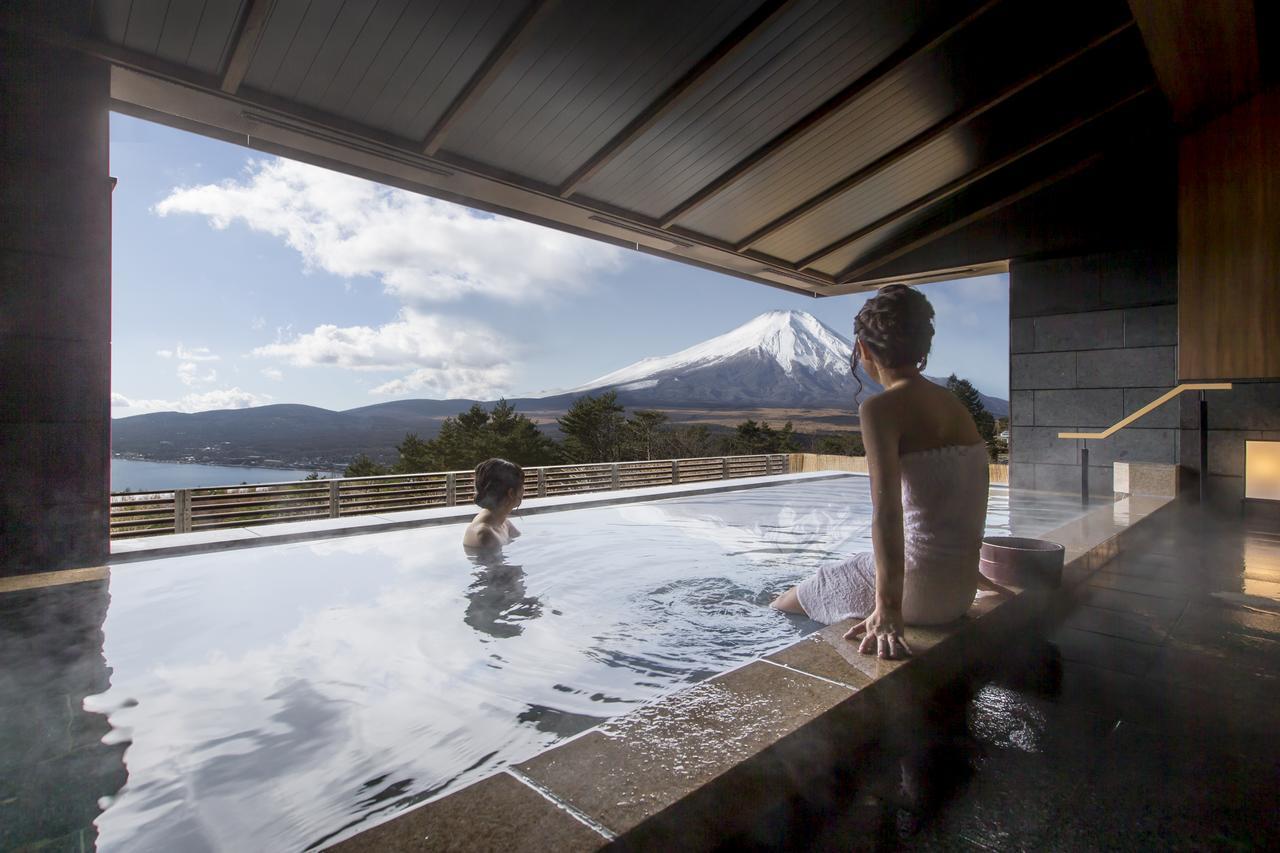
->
[111,309,1005,467]
[561,310,876,406]
[551,309,1006,415]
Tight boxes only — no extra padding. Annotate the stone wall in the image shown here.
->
[1179,382,1280,504]
[0,33,112,575]
[1009,247,1180,496]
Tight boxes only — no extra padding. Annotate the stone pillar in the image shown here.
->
[1,31,112,576]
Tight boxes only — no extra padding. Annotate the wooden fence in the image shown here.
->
[108,454,791,540]
[787,453,1009,484]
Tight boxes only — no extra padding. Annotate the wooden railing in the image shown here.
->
[108,454,791,540]
[787,453,1009,484]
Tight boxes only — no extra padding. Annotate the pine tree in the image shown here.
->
[558,392,627,463]
[395,432,440,472]
[724,419,799,454]
[392,400,557,472]
[660,425,716,459]
[625,409,669,460]
[946,373,997,459]
[946,374,995,437]
[488,398,559,465]
[344,454,390,477]
[817,431,865,456]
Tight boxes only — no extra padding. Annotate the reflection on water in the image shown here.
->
[463,552,542,639]
[2,477,1097,851]
[0,581,126,852]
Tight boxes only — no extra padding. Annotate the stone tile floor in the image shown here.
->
[845,502,1280,851]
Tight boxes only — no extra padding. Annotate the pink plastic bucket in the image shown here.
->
[980,536,1066,589]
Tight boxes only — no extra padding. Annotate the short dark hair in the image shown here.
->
[474,458,524,509]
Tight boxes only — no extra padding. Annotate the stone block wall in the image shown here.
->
[1179,382,1280,504]
[0,33,112,575]
[1009,248,1180,496]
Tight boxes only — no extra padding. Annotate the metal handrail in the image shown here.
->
[1056,382,1232,504]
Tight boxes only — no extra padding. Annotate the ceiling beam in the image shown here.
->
[555,0,797,198]
[20,17,835,295]
[656,0,1001,228]
[220,0,272,94]
[794,86,1153,270]
[836,153,1105,284]
[735,20,1134,251]
[422,0,562,156]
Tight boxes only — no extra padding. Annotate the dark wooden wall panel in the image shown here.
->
[1127,0,1260,126]
[1178,87,1280,381]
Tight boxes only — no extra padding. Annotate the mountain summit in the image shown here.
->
[557,309,1005,415]
[558,310,880,408]
[569,310,861,392]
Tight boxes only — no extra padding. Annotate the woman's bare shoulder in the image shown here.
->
[463,521,502,549]
[858,389,894,418]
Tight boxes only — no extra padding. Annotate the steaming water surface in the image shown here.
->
[83,476,1091,850]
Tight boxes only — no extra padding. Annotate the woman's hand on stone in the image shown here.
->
[843,607,912,659]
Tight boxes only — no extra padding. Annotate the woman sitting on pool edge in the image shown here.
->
[463,458,524,550]
[772,284,993,660]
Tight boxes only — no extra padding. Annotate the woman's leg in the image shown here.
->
[770,585,807,615]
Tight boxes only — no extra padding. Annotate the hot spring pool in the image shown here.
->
[26,475,1096,850]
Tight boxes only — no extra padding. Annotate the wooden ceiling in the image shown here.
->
[15,0,1177,295]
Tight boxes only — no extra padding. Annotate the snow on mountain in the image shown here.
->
[550,309,1008,415]
[568,310,854,392]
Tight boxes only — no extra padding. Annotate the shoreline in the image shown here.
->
[111,455,338,474]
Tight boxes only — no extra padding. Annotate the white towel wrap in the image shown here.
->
[796,443,990,625]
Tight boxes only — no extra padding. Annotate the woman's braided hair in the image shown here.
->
[851,284,936,398]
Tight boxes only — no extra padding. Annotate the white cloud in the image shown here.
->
[154,157,624,303]
[111,388,273,418]
[177,362,218,386]
[368,367,510,399]
[253,309,510,399]
[250,316,267,331]
[156,344,220,362]
[260,367,284,381]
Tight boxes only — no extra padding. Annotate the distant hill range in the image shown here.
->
[112,310,1007,468]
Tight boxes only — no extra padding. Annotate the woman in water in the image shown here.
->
[772,285,990,660]
[462,458,524,550]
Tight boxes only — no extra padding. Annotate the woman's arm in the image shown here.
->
[843,397,913,658]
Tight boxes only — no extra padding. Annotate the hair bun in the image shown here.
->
[853,284,935,372]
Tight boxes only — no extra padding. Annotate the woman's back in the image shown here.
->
[874,377,989,622]
[873,377,983,455]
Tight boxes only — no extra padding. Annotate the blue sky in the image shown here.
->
[109,113,1009,418]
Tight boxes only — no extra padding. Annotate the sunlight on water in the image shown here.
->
[79,476,1089,850]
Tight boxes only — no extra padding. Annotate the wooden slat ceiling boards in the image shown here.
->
[35,0,1172,294]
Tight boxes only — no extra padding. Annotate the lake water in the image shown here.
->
[111,459,326,492]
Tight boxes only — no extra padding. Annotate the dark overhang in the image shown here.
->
[6,0,1190,294]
